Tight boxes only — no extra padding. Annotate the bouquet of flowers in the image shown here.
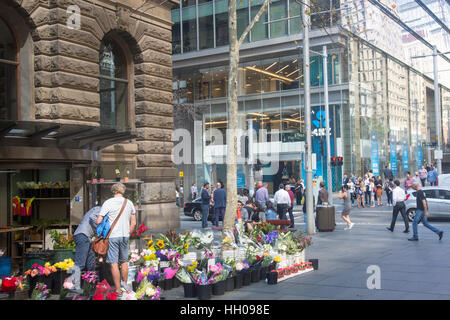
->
[92,280,118,300]
[176,267,195,284]
[81,271,98,296]
[208,262,229,284]
[131,223,148,239]
[260,252,274,268]
[59,277,74,300]
[245,246,260,266]
[52,258,75,271]
[189,229,214,249]
[49,230,75,249]
[134,278,161,300]
[137,267,161,285]
[295,231,313,252]
[31,283,50,300]
[264,231,279,246]
[221,229,238,249]
[235,259,250,274]
[24,263,56,277]
[154,230,191,256]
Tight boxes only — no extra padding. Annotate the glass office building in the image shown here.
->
[172,0,450,193]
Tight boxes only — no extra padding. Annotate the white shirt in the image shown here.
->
[392,186,406,205]
[274,189,291,206]
[347,181,355,193]
[100,197,136,238]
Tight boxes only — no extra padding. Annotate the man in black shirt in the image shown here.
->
[408,182,444,241]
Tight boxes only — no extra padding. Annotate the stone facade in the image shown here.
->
[2,0,179,230]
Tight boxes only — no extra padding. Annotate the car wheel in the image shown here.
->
[407,209,415,222]
[192,209,202,221]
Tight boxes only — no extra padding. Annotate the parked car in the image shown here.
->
[184,198,214,221]
[437,174,450,187]
[404,186,450,221]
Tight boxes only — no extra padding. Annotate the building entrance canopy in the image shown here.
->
[0,120,137,165]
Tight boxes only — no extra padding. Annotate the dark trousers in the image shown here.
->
[386,190,393,205]
[277,204,288,230]
[201,204,209,228]
[390,202,409,231]
[214,207,225,227]
[296,191,302,205]
[287,205,295,227]
[74,233,95,271]
[420,178,426,187]
[364,191,370,205]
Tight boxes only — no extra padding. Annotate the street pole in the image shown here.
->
[248,118,254,197]
[303,0,314,235]
[433,46,442,175]
[323,45,332,205]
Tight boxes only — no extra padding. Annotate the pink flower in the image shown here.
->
[98,257,103,263]
[164,267,179,280]
[30,269,39,277]
[63,278,74,290]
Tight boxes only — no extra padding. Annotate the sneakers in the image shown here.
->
[121,281,132,292]
[408,237,419,241]
[403,230,409,233]
[439,231,444,240]
[386,227,393,232]
[349,223,355,230]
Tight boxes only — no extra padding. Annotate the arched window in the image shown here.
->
[99,38,128,130]
[0,17,18,120]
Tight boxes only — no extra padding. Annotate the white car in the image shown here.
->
[438,174,450,188]
[404,186,450,221]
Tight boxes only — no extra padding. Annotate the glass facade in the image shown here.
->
[171,0,341,53]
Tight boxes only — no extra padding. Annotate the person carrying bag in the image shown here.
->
[92,199,127,256]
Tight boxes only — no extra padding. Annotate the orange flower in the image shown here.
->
[43,268,51,276]
[25,270,31,276]
[30,269,38,277]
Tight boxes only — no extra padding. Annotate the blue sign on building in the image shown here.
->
[417,143,423,170]
[371,132,379,176]
[402,139,409,173]
[390,136,398,177]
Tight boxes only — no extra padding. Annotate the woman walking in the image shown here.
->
[339,184,354,230]
[369,178,376,208]
[355,177,364,208]
[364,174,371,206]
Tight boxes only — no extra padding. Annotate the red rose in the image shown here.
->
[93,293,105,300]
[106,292,117,300]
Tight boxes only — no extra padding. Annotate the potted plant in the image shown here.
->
[49,230,76,263]
[81,271,98,298]
[91,166,98,184]
[98,167,104,183]
[124,167,130,183]
[115,163,122,181]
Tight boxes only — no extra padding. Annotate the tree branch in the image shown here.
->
[237,0,271,48]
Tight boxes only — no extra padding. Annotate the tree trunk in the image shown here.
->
[223,0,239,233]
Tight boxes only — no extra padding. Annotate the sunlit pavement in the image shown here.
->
[161,198,450,300]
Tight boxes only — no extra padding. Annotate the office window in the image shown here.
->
[251,0,268,41]
[270,0,288,38]
[199,2,214,49]
[289,0,302,34]
[182,6,197,52]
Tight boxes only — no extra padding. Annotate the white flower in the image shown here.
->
[145,286,156,297]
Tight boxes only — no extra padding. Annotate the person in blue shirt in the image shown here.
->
[427,166,438,186]
[212,181,227,229]
[265,201,278,220]
[201,182,211,228]
[71,206,101,290]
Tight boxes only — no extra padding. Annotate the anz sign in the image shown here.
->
[312,109,331,137]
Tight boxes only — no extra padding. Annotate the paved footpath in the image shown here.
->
[165,200,450,300]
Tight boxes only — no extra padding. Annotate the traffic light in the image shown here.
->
[337,156,343,166]
[319,139,325,156]
[331,156,336,166]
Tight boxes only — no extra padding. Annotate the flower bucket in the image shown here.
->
[160,278,173,291]
[28,276,38,297]
[267,271,278,285]
[242,269,251,286]
[234,273,243,289]
[172,277,181,288]
[197,284,211,300]
[51,249,75,264]
[183,283,197,298]
[260,266,268,280]
[52,270,67,295]
[251,266,261,283]
[225,277,234,291]
[212,280,226,296]
[309,259,319,270]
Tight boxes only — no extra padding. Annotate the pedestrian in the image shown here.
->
[313,175,320,203]
[364,174,371,205]
[200,182,211,228]
[72,206,101,290]
[418,166,428,187]
[191,183,198,200]
[295,180,303,205]
[384,177,394,206]
[355,177,365,208]
[408,182,444,241]
[339,184,354,230]
[285,184,295,228]
[369,178,376,208]
[368,170,374,180]
[404,172,414,193]
[375,175,383,206]
[413,171,422,186]
[265,201,278,220]
[427,166,438,186]
[383,165,394,182]
[386,180,409,233]
[347,178,355,206]
[342,173,349,191]
[274,184,291,228]
[255,183,269,212]
[317,181,329,205]
[96,183,136,296]
[212,181,226,229]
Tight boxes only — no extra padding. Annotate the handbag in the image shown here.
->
[92,198,128,256]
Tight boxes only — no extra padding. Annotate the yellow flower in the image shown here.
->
[184,243,189,249]
[147,240,154,247]
[44,262,51,267]
[156,240,164,249]
[148,245,156,252]
[187,261,198,272]
[274,256,282,262]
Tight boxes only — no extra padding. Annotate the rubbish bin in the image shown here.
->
[316,205,335,232]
